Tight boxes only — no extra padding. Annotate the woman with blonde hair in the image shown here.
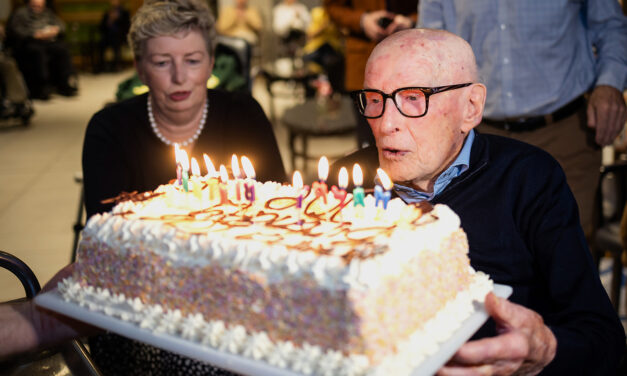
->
[82,0,285,373]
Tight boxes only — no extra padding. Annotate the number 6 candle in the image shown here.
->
[293,170,304,224]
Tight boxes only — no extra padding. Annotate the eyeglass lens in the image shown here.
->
[359,89,427,118]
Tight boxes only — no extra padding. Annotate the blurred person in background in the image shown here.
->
[96,0,130,73]
[0,24,34,121]
[216,0,263,47]
[302,6,344,93]
[419,0,627,235]
[324,0,418,149]
[6,0,77,99]
[272,0,310,58]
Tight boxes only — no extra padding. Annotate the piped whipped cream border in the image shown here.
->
[58,272,492,376]
[82,203,462,291]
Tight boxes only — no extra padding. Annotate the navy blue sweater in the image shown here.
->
[331,132,625,375]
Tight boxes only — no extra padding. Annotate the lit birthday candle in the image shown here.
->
[231,154,243,202]
[312,156,329,204]
[174,143,182,185]
[375,168,393,210]
[219,164,229,204]
[293,170,304,224]
[331,167,348,206]
[352,164,365,207]
[204,154,219,201]
[180,149,190,192]
[241,156,256,204]
[203,154,217,177]
[190,157,203,200]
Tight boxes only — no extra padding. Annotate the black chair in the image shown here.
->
[71,171,85,261]
[0,250,102,375]
[591,160,627,312]
[214,35,252,91]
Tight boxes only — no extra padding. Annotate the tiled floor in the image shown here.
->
[0,68,357,302]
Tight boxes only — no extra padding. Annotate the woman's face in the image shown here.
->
[137,30,213,117]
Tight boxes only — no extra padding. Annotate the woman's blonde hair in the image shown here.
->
[128,0,216,61]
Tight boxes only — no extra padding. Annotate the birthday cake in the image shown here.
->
[59,160,492,376]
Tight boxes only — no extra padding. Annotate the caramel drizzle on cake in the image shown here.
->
[106,186,433,260]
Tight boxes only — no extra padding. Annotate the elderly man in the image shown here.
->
[331,28,625,375]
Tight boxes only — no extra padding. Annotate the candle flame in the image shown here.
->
[338,167,348,189]
[377,168,393,190]
[241,156,256,179]
[203,154,216,177]
[219,164,229,183]
[231,154,241,179]
[318,156,329,181]
[293,170,303,190]
[179,149,190,170]
[191,157,201,176]
[174,143,181,163]
[352,164,363,186]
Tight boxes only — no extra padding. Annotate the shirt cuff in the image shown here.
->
[595,61,627,92]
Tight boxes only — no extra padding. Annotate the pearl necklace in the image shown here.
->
[147,96,208,147]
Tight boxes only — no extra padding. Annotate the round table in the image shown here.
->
[281,95,357,172]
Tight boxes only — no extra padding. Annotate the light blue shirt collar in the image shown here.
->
[393,129,475,203]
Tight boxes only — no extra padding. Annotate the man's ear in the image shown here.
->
[461,83,486,133]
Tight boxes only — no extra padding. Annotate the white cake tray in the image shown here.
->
[36,284,512,376]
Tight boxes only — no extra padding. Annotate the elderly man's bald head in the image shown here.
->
[361,28,486,192]
[365,29,478,86]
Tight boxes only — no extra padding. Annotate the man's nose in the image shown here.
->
[378,97,402,133]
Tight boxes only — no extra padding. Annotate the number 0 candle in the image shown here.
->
[352,164,365,207]
[375,168,393,209]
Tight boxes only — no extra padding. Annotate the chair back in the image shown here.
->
[594,161,627,231]
[214,35,252,91]
[591,160,627,312]
[0,250,41,298]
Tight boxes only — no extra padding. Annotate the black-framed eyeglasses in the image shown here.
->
[350,83,473,119]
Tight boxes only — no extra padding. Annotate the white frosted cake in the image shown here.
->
[59,176,492,376]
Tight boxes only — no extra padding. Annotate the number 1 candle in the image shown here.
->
[231,154,243,202]
[219,164,229,204]
[190,157,203,200]
[174,143,182,185]
[293,170,304,224]
[204,154,219,201]
[180,149,190,192]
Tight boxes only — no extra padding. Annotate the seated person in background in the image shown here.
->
[323,0,417,148]
[0,25,34,120]
[331,29,624,374]
[215,0,263,47]
[302,6,344,93]
[6,0,77,99]
[96,0,130,73]
[272,0,310,58]
[1,0,285,373]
